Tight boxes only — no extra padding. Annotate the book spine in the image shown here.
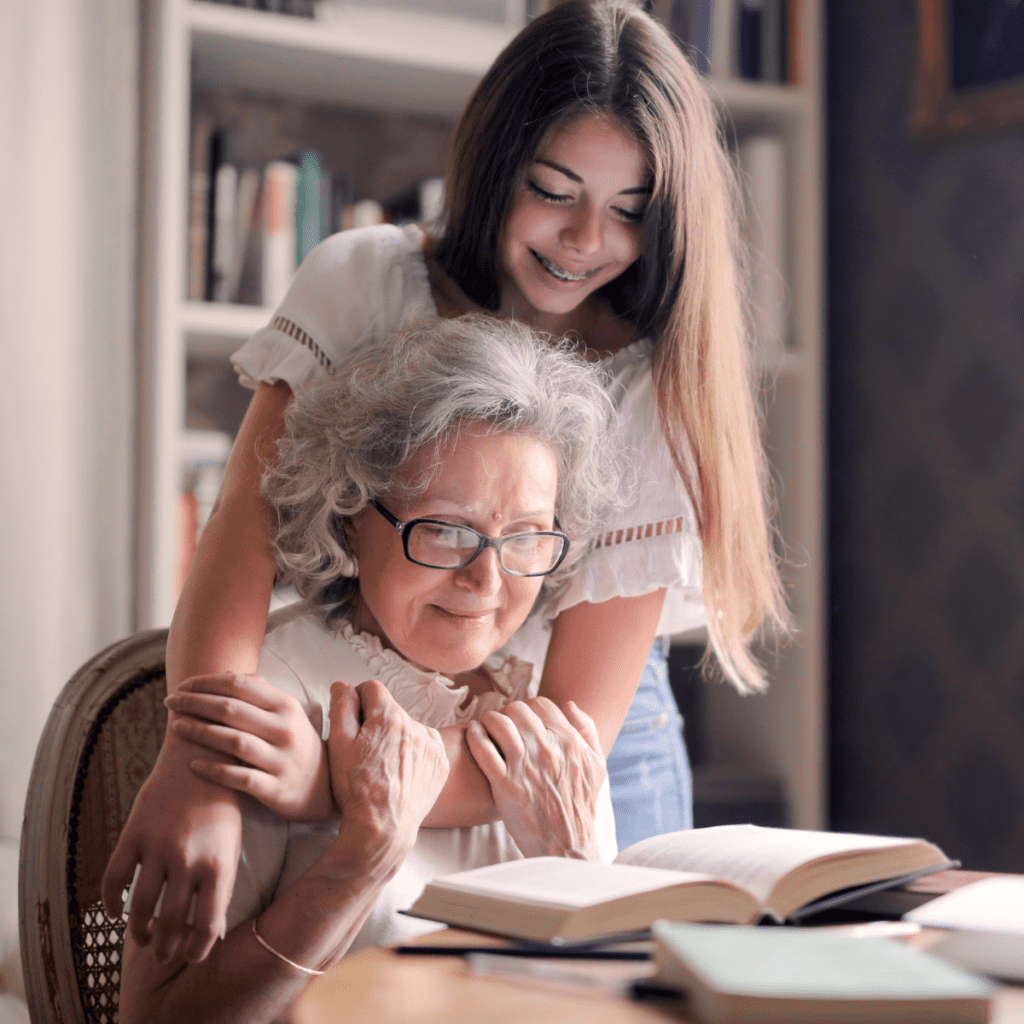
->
[686,1,713,75]
[737,0,763,80]
[785,0,802,84]
[760,0,782,82]
[419,177,445,228]
[739,134,787,360]
[295,149,323,266]
[187,117,213,302]
[224,165,260,303]
[709,0,735,78]
[262,160,298,309]
[212,161,238,302]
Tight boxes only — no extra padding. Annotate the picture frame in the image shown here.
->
[909,0,1024,141]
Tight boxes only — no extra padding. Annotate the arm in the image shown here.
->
[538,589,667,754]
[102,381,292,964]
[120,680,449,1024]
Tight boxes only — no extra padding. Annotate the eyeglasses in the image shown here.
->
[369,499,570,577]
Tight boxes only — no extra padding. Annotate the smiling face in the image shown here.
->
[498,113,649,332]
[348,423,559,677]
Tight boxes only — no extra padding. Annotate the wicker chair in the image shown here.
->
[18,630,169,1024]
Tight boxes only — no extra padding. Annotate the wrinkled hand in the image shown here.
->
[101,730,242,964]
[327,680,449,867]
[165,673,332,822]
[466,698,605,861]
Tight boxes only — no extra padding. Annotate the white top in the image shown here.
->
[225,603,619,952]
[231,223,706,674]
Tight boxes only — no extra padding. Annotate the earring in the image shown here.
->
[338,550,359,578]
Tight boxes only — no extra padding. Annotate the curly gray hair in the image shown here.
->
[264,314,624,626]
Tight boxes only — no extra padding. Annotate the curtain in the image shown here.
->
[0,0,137,842]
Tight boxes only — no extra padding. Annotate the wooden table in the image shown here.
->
[292,924,1024,1024]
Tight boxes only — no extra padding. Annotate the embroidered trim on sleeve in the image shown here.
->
[271,315,332,371]
[593,516,687,549]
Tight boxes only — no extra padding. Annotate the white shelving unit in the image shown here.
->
[137,0,824,827]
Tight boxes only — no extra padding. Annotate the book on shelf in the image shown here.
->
[650,921,992,1024]
[905,876,1024,983]
[404,824,955,943]
[261,159,299,309]
[704,0,798,82]
[187,115,215,302]
[186,122,439,306]
[204,0,316,15]
[739,132,787,359]
[210,127,238,303]
[647,2,713,75]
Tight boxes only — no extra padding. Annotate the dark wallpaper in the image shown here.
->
[828,2,1024,871]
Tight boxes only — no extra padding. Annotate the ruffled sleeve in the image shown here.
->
[231,223,437,390]
[546,343,707,639]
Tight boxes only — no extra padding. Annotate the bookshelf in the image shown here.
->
[137,0,825,827]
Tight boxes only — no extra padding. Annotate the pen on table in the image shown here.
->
[394,944,651,961]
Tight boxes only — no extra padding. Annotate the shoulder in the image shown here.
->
[258,610,375,716]
[296,223,427,301]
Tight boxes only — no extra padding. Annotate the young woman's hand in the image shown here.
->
[327,680,450,866]
[466,697,606,861]
[164,673,334,823]
[101,740,242,965]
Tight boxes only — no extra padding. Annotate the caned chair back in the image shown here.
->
[18,630,169,1024]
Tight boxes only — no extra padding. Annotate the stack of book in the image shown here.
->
[200,0,316,16]
[644,0,802,83]
[187,119,443,308]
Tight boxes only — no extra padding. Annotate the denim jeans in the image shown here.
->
[606,638,693,850]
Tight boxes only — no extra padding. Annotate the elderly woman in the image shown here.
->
[119,315,622,1023]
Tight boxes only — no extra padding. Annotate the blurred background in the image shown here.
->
[0,10,1021,1003]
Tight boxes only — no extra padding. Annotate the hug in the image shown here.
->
[119,315,623,1021]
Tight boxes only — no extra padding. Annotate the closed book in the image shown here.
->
[223,165,260,304]
[187,116,214,302]
[405,825,954,943]
[651,922,992,1024]
[906,877,1024,983]
[739,133,787,360]
[261,160,298,308]
[295,149,324,267]
[737,0,762,80]
[709,0,735,77]
[211,157,238,302]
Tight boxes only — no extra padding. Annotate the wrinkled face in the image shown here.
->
[498,113,649,327]
[348,423,559,676]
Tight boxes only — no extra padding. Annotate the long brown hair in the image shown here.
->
[434,0,789,690]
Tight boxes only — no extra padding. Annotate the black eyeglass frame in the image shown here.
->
[368,499,570,577]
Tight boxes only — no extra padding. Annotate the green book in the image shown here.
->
[652,922,992,1023]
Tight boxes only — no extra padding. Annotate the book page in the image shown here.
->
[615,825,920,906]
[434,857,725,910]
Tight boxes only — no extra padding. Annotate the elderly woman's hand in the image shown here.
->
[327,680,450,868]
[466,698,605,861]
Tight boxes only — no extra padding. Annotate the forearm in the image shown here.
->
[420,725,499,827]
[120,833,404,1024]
[166,511,276,691]
[537,590,667,755]
[166,378,291,693]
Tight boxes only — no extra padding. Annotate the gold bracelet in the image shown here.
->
[251,917,325,977]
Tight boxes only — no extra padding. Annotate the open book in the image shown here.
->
[404,825,954,943]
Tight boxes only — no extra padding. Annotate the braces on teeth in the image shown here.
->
[535,252,595,282]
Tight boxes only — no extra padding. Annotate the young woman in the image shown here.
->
[103,0,787,965]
